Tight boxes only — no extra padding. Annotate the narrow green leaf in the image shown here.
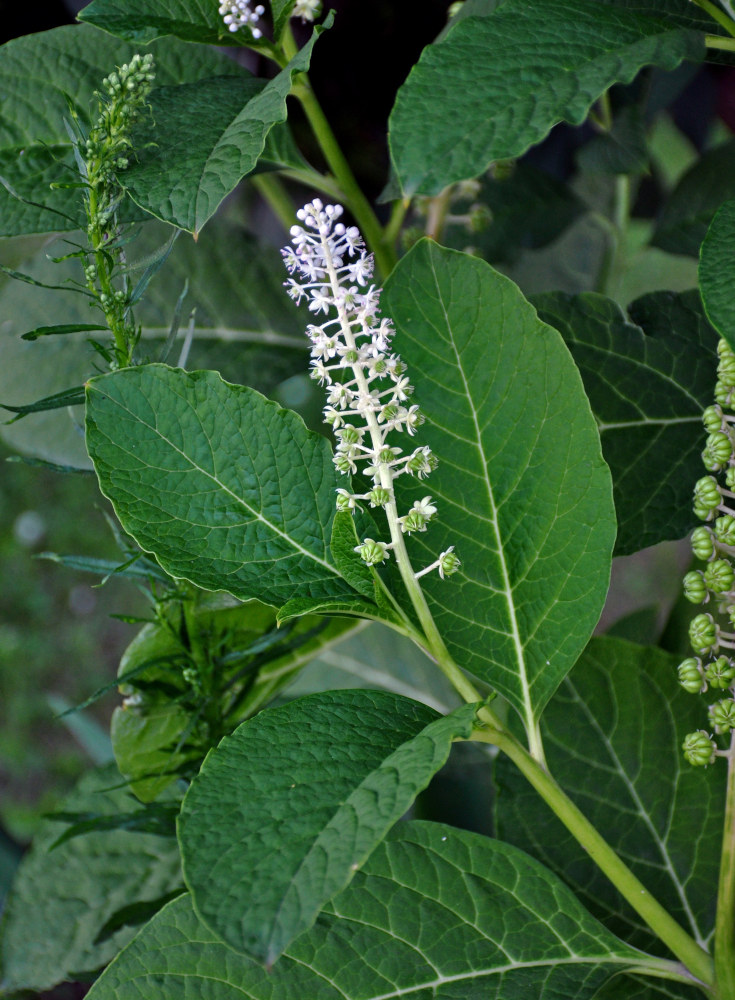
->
[37,551,169,582]
[533,290,717,554]
[382,241,615,730]
[494,637,725,954]
[21,323,108,341]
[178,690,477,963]
[388,0,704,196]
[85,364,361,607]
[89,823,642,1000]
[0,764,181,995]
[123,18,332,234]
[1,385,85,420]
[699,199,735,349]
[652,142,735,256]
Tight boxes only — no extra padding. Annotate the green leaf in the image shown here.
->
[89,823,642,999]
[388,0,704,197]
[652,141,735,257]
[382,241,615,731]
[178,690,477,963]
[0,385,86,420]
[577,105,649,176]
[112,599,357,801]
[79,0,233,46]
[532,290,717,555]
[85,364,361,606]
[123,18,331,234]
[0,145,87,237]
[494,636,725,954]
[594,973,705,999]
[330,510,378,599]
[700,198,735,348]
[0,764,181,994]
[20,323,109,341]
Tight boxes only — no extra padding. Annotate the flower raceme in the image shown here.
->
[281,200,459,582]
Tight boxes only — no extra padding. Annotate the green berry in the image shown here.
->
[683,571,707,603]
[682,731,717,766]
[691,526,715,561]
[709,698,735,733]
[367,487,390,507]
[714,381,734,408]
[703,431,733,469]
[719,355,735,386]
[715,515,735,546]
[705,656,735,689]
[704,558,735,593]
[703,405,724,434]
[694,476,721,513]
[689,613,718,654]
[355,538,390,565]
[677,657,704,694]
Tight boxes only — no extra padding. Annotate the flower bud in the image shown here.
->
[689,613,718,655]
[691,526,715,561]
[704,558,735,594]
[682,730,717,766]
[335,489,356,511]
[677,657,704,694]
[683,571,707,603]
[705,655,735,689]
[708,697,735,733]
[438,547,461,579]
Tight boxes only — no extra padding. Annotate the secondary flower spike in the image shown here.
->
[281,200,459,580]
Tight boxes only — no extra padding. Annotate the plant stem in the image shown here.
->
[714,729,735,997]
[425,188,452,242]
[692,0,735,38]
[251,173,297,233]
[472,721,715,988]
[594,174,631,298]
[706,33,735,51]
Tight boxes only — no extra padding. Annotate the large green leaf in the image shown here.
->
[85,364,366,608]
[594,974,705,999]
[123,18,330,234]
[700,199,735,349]
[0,24,248,236]
[178,690,477,963]
[494,637,725,954]
[388,0,704,197]
[89,823,645,999]
[382,240,615,732]
[0,764,181,994]
[79,0,234,46]
[533,291,717,555]
[652,142,735,257]
[0,220,306,466]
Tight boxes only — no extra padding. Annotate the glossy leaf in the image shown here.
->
[533,290,717,554]
[179,690,477,963]
[89,823,642,999]
[123,18,331,234]
[652,142,735,257]
[85,364,361,607]
[0,764,181,994]
[382,240,615,731]
[388,0,704,196]
[700,199,735,349]
[495,637,725,953]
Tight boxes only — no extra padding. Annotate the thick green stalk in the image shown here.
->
[692,0,735,38]
[706,34,735,51]
[472,720,715,989]
[714,730,735,997]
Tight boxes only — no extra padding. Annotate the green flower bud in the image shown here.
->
[438,547,461,579]
[689,612,718,654]
[678,657,704,694]
[705,655,735,689]
[343,349,359,363]
[703,405,724,434]
[715,515,735,546]
[379,446,399,463]
[709,697,735,733]
[334,453,353,474]
[401,509,427,533]
[682,730,717,766]
[367,487,391,507]
[691,526,715,561]
[335,489,356,512]
[354,537,390,565]
[694,476,721,513]
[683,571,707,603]
[704,558,735,593]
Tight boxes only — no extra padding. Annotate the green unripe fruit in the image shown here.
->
[694,476,721,512]
[682,730,717,766]
[367,487,390,507]
[704,558,735,593]
[709,698,735,733]
[683,571,707,603]
[719,355,735,386]
[338,425,361,444]
[705,656,735,689]
[715,515,735,546]
[691,526,715,561]
[714,381,734,408]
[703,405,724,434]
[703,431,733,469]
[689,613,718,654]
[726,467,735,491]
[677,657,704,694]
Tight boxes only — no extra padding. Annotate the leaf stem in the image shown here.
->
[706,33,735,51]
[251,173,297,233]
[472,720,715,988]
[691,0,735,38]
[714,729,735,997]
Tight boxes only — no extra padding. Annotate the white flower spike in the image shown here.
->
[218,0,265,37]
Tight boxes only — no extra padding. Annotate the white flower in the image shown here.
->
[218,0,265,37]
[292,0,322,22]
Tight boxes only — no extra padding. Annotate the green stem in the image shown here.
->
[714,730,735,997]
[594,174,631,298]
[251,173,297,233]
[384,198,410,250]
[472,721,715,988]
[425,188,452,242]
[706,33,735,51]
[692,0,735,38]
